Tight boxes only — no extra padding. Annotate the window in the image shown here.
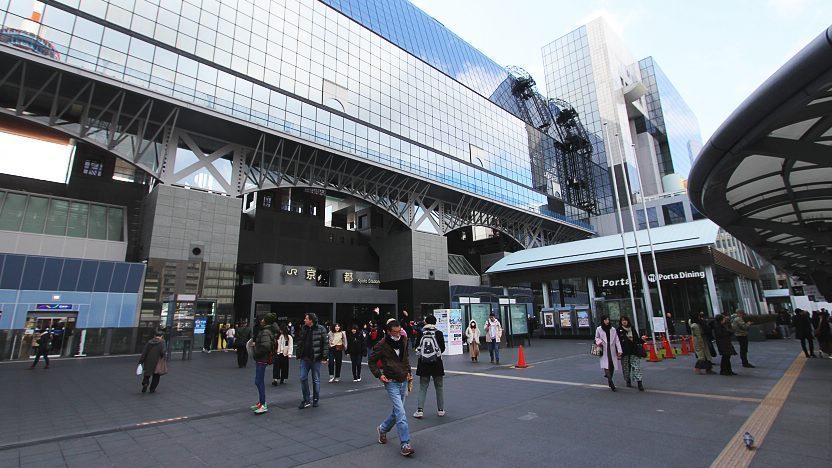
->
[82,159,104,176]
[690,203,706,220]
[662,202,686,225]
[262,194,272,208]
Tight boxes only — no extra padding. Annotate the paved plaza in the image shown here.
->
[0,338,829,467]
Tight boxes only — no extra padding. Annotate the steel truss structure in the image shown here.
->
[0,47,592,248]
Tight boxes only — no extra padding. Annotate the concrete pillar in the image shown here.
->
[587,277,597,311]
[704,266,720,317]
[542,282,551,309]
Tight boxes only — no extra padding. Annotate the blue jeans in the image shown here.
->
[300,359,321,403]
[489,339,500,362]
[380,381,410,446]
[254,362,267,405]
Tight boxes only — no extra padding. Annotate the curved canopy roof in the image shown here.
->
[688,26,832,284]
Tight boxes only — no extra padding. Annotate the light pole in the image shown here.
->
[602,122,640,331]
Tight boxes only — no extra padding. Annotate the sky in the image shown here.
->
[409,0,832,142]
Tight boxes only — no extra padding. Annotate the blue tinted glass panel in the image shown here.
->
[20,257,45,290]
[111,263,130,293]
[125,264,145,293]
[59,259,82,291]
[0,255,25,290]
[92,261,114,292]
[77,260,99,291]
[40,258,64,290]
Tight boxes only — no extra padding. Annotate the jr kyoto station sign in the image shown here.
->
[255,263,380,289]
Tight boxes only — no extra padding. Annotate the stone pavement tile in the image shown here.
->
[750,449,830,468]
[19,450,66,465]
[288,448,328,465]
[317,441,358,456]
[63,453,111,468]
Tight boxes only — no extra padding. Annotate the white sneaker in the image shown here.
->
[353,378,359,382]
[413,409,424,418]
[328,376,335,383]
[437,409,445,417]
[357,377,361,382]
[334,378,340,382]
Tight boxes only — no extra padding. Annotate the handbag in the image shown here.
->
[155,358,169,376]
[590,342,603,357]
[136,364,143,376]
[335,344,344,351]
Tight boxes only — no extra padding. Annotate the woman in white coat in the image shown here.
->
[464,320,480,362]
[595,315,622,391]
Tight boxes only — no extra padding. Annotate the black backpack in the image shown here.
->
[418,328,441,363]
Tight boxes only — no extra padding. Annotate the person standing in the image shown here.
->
[731,310,755,368]
[794,309,816,357]
[218,323,227,350]
[690,314,716,375]
[464,320,480,362]
[297,313,329,409]
[347,323,366,381]
[328,323,347,383]
[617,316,646,391]
[272,325,293,386]
[816,312,832,358]
[251,314,277,414]
[29,329,52,370]
[714,314,738,376]
[595,315,622,391]
[484,313,503,364]
[665,312,676,337]
[226,324,236,350]
[235,321,252,368]
[370,319,414,457]
[138,329,166,393]
[776,310,792,339]
[413,314,446,419]
[367,320,383,363]
[202,317,214,353]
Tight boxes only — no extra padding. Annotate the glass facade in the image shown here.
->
[0,188,125,240]
[638,57,703,179]
[0,253,145,329]
[0,0,593,230]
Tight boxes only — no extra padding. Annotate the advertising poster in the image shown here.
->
[470,304,491,337]
[652,316,666,333]
[577,310,591,328]
[509,305,528,335]
[432,309,463,355]
[543,312,555,328]
[559,311,572,327]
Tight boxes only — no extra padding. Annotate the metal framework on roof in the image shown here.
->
[688,26,832,293]
[0,45,594,249]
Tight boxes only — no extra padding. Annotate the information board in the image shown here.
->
[577,310,591,328]
[470,303,491,337]
[559,311,572,327]
[543,311,555,328]
[652,316,666,333]
[509,304,528,335]
[432,309,463,355]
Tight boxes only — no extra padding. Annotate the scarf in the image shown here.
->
[621,325,633,341]
[385,333,403,359]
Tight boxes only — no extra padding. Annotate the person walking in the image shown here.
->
[690,314,715,374]
[347,323,366,381]
[816,312,832,358]
[413,314,445,419]
[731,310,755,368]
[328,323,347,383]
[370,319,414,457]
[138,329,167,393]
[29,329,52,370]
[484,312,503,364]
[251,314,277,414]
[367,320,383,363]
[464,320,480,362]
[297,313,329,409]
[235,321,252,368]
[616,315,646,391]
[713,314,737,376]
[272,325,293,386]
[226,324,236,350]
[595,315,622,391]
[794,309,816,357]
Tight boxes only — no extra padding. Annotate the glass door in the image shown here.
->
[26,315,76,357]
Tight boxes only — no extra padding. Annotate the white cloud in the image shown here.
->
[767,0,810,16]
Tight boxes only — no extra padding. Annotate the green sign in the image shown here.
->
[510,304,528,334]
[470,304,491,338]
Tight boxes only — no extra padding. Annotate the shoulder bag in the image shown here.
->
[590,342,603,357]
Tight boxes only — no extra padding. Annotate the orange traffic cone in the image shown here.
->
[662,335,676,359]
[689,336,696,353]
[680,336,690,355]
[647,341,661,362]
[514,345,529,368]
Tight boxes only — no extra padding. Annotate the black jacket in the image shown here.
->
[616,326,644,356]
[139,337,166,377]
[346,330,366,356]
[794,314,813,339]
[253,324,277,362]
[298,323,329,361]
[713,320,736,356]
[415,325,445,377]
[235,326,252,348]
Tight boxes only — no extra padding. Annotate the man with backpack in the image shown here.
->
[413,314,445,419]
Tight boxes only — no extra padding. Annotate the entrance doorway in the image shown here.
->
[22,313,77,358]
